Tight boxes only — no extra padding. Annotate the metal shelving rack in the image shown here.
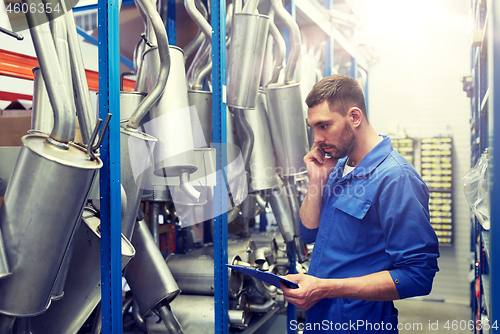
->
[488,0,500,332]
[97,0,122,331]
[468,0,500,332]
[90,0,370,332]
[469,0,488,330]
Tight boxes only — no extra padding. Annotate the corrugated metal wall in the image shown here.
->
[366,0,471,304]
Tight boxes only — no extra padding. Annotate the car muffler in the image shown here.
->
[141,46,200,202]
[120,122,157,240]
[30,207,135,334]
[0,133,101,317]
[265,82,308,177]
[124,219,180,318]
[267,181,295,243]
[150,294,252,334]
[166,252,244,299]
[244,91,279,193]
[265,0,308,177]
[188,90,212,147]
[227,13,269,109]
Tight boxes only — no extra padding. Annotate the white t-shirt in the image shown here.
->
[343,162,355,177]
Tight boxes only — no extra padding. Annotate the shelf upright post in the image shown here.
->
[98,0,122,330]
[324,0,333,77]
[167,0,176,45]
[283,1,298,332]
[287,243,297,334]
[488,0,500,331]
[211,0,228,332]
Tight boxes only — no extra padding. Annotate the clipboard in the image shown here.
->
[225,264,299,289]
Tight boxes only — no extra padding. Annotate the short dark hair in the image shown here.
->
[305,74,368,120]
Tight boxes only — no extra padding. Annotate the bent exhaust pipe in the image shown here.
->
[270,0,300,84]
[24,0,75,146]
[127,0,171,130]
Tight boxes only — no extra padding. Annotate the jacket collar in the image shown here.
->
[337,135,394,179]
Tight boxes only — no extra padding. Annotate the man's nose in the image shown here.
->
[314,130,325,144]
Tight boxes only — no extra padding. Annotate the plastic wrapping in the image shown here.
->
[462,151,490,230]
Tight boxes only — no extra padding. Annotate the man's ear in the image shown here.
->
[348,107,363,128]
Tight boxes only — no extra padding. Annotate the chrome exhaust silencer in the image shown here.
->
[142,46,200,201]
[120,91,147,120]
[124,219,180,318]
[157,294,252,334]
[166,253,244,299]
[244,91,279,192]
[30,208,135,334]
[227,13,269,109]
[264,0,308,177]
[0,133,101,316]
[0,229,8,281]
[227,239,257,265]
[265,82,308,177]
[188,90,212,147]
[268,182,295,243]
[120,123,157,240]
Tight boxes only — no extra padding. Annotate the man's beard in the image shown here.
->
[321,122,356,160]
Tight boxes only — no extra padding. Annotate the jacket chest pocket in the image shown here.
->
[328,195,372,254]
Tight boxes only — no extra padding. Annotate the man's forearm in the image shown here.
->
[319,271,400,301]
[281,271,400,310]
[299,179,326,229]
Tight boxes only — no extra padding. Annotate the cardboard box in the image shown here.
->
[0,101,32,147]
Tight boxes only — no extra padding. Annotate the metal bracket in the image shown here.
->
[87,113,112,160]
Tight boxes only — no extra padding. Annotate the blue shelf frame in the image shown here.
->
[489,0,500,331]
[468,0,500,332]
[97,0,122,331]
[211,0,229,333]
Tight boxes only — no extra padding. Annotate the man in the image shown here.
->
[281,74,440,333]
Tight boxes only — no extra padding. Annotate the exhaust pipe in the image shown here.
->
[24,0,75,146]
[270,0,300,84]
[266,8,285,86]
[62,1,98,145]
[31,67,54,134]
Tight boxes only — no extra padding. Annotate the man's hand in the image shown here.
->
[304,144,338,184]
[279,273,325,311]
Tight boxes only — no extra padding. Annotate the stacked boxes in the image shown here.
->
[421,137,453,244]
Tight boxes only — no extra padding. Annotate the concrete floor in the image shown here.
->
[395,299,472,334]
[255,299,473,334]
[118,299,474,333]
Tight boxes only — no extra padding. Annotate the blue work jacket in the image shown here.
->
[299,135,440,333]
